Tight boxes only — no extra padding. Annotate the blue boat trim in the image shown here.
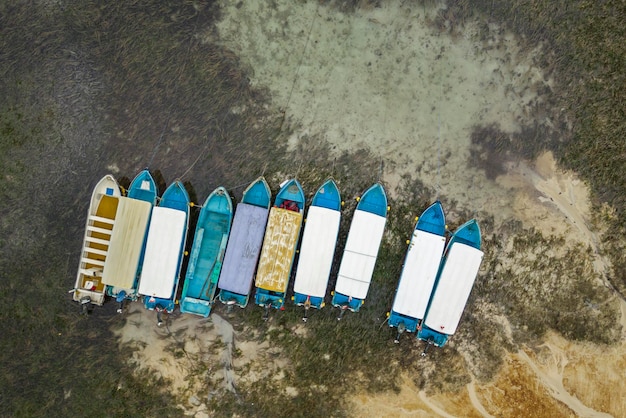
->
[144,295,176,313]
[127,169,158,206]
[416,326,449,347]
[293,293,324,309]
[255,289,286,309]
[417,200,446,236]
[218,290,249,308]
[356,183,387,217]
[311,179,341,211]
[388,311,420,333]
[242,176,272,208]
[274,178,306,211]
[331,292,364,312]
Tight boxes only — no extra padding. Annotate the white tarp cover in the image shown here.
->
[102,197,152,289]
[334,210,386,299]
[293,206,341,297]
[423,243,484,335]
[138,207,187,298]
[392,230,446,318]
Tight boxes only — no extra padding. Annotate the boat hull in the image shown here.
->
[139,181,190,313]
[389,201,446,333]
[217,177,271,308]
[293,179,341,310]
[332,184,387,313]
[105,169,157,302]
[180,187,233,317]
[418,219,483,347]
[254,179,304,310]
[73,175,121,306]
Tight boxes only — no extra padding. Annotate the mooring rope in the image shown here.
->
[146,8,204,173]
[279,3,319,131]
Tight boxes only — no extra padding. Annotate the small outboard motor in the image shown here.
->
[262,303,271,321]
[394,322,406,344]
[155,304,165,327]
[79,296,92,315]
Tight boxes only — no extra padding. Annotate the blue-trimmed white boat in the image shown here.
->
[417,219,483,349]
[218,177,272,308]
[388,201,446,342]
[72,175,121,311]
[292,179,342,321]
[254,178,305,319]
[104,169,157,312]
[138,181,190,325]
[180,187,233,317]
[331,183,388,319]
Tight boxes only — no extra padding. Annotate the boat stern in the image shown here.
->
[218,290,249,308]
[293,293,324,310]
[180,296,212,317]
[388,311,420,333]
[143,295,176,313]
[331,292,364,312]
[255,288,286,310]
[417,325,449,347]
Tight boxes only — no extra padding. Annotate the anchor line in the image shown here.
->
[146,8,204,173]
[279,3,319,132]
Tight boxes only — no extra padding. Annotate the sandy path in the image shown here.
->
[467,380,494,418]
[517,348,613,418]
[211,313,237,394]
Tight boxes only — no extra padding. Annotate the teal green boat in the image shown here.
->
[180,187,233,317]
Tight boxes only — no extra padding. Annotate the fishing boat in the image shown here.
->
[254,178,305,319]
[292,179,342,321]
[331,183,387,319]
[180,187,233,317]
[72,175,122,310]
[417,219,483,350]
[388,201,446,342]
[217,177,271,308]
[138,181,190,325]
[103,169,157,312]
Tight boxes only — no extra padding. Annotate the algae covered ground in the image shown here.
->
[1,1,625,417]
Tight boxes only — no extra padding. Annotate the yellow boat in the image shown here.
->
[254,179,305,317]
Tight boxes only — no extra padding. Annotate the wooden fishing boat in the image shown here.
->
[103,169,157,311]
[180,187,233,317]
[331,183,388,318]
[254,179,305,318]
[418,219,483,349]
[388,201,446,342]
[292,179,342,320]
[72,175,122,309]
[138,181,190,324]
[217,177,271,308]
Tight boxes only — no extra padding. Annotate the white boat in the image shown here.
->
[72,175,122,309]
